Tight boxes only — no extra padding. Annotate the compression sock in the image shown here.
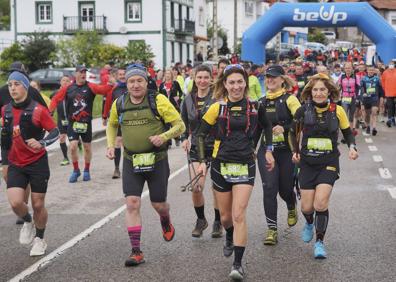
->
[127,225,142,252]
[73,162,79,171]
[233,246,245,266]
[303,211,314,224]
[114,148,121,169]
[315,210,329,241]
[214,208,221,222]
[225,226,234,242]
[60,142,68,159]
[35,228,45,239]
[22,213,32,223]
[84,162,90,171]
[194,205,205,220]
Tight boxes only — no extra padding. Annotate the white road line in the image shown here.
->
[92,136,107,143]
[365,138,373,143]
[378,168,392,179]
[388,187,396,199]
[372,155,383,162]
[9,163,188,282]
[368,145,378,152]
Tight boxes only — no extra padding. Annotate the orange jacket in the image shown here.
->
[381,69,396,97]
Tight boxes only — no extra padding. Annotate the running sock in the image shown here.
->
[60,142,68,159]
[22,213,32,223]
[315,210,329,241]
[194,205,205,220]
[35,228,45,239]
[84,162,90,171]
[225,226,234,242]
[114,148,121,169]
[160,214,170,229]
[303,211,314,225]
[214,208,221,222]
[127,225,142,252]
[233,246,245,266]
[73,161,79,171]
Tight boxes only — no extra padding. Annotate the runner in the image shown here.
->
[49,65,113,183]
[103,67,128,179]
[106,64,185,266]
[196,64,275,280]
[2,71,60,256]
[289,73,358,259]
[380,60,396,127]
[257,65,301,246]
[360,65,381,136]
[294,63,308,100]
[180,64,222,238]
[50,75,72,165]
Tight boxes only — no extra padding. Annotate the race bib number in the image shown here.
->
[366,87,376,95]
[307,138,333,153]
[132,152,155,173]
[342,97,352,104]
[297,81,305,88]
[273,133,285,144]
[72,122,88,133]
[220,163,249,183]
[61,119,69,126]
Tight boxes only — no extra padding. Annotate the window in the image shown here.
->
[30,70,47,80]
[125,0,142,23]
[47,70,64,79]
[392,17,396,25]
[36,2,52,24]
[245,1,254,17]
[199,7,204,26]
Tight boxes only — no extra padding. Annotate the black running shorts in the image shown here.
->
[298,156,340,189]
[67,121,93,143]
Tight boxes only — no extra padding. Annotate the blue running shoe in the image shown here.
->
[314,241,327,259]
[69,170,81,183]
[83,170,91,181]
[301,223,314,243]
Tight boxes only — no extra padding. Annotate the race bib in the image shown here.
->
[273,133,285,144]
[342,97,352,104]
[307,138,333,153]
[220,163,249,183]
[72,122,88,133]
[297,81,305,88]
[61,119,69,126]
[132,152,155,173]
[367,87,376,95]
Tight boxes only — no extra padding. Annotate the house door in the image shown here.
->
[80,3,94,30]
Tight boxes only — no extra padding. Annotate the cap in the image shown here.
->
[265,65,285,77]
[9,61,28,75]
[76,65,88,72]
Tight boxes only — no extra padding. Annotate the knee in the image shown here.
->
[83,145,92,153]
[151,202,168,213]
[313,199,328,212]
[220,211,232,226]
[232,210,246,225]
[69,142,78,151]
[126,197,140,213]
[32,200,45,212]
[9,198,24,210]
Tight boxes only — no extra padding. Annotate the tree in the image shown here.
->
[0,43,27,72]
[308,28,328,45]
[207,21,231,56]
[0,0,10,30]
[22,32,56,71]
[125,41,155,65]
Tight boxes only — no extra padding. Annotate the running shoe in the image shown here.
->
[287,207,298,227]
[386,119,392,128]
[211,220,223,238]
[162,223,175,242]
[223,239,234,257]
[83,170,91,181]
[69,170,81,183]
[19,222,35,245]
[125,250,145,266]
[30,237,47,256]
[229,264,244,281]
[60,158,70,166]
[314,240,327,259]
[365,126,371,135]
[112,168,121,179]
[301,223,314,243]
[372,128,378,136]
[263,228,278,245]
[16,217,24,225]
[192,218,208,238]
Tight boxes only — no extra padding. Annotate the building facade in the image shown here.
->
[1,0,208,68]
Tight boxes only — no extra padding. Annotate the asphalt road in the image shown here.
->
[1,123,396,282]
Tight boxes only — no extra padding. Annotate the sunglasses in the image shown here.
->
[223,64,244,74]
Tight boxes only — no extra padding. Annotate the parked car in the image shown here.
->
[322,31,336,41]
[29,68,74,89]
[304,42,327,53]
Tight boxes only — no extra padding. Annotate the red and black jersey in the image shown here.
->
[50,82,112,122]
[103,84,128,118]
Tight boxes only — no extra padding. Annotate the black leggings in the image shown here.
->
[257,145,296,229]
[386,97,396,119]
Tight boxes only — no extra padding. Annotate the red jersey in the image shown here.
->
[2,103,56,167]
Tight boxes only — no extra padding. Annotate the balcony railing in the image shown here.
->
[63,16,107,34]
[174,19,195,35]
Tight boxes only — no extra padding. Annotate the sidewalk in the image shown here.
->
[47,118,107,153]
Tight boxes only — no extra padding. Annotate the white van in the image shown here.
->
[322,31,336,40]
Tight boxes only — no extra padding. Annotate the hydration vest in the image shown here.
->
[264,93,293,126]
[1,100,45,150]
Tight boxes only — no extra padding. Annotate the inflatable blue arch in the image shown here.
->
[242,2,396,64]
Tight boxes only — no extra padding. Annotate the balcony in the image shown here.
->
[174,19,195,35]
[63,16,108,34]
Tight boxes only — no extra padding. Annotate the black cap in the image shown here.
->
[75,65,87,72]
[9,61,28,75]
[334,63,341,68]
[265,65,285,77]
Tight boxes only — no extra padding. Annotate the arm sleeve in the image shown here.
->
[196,120,213,162]
[88,83,113,96]
[39,128,60,147]
[341,128,356,147]
[258,102,272,148]
[159,118,186,142]
[156,94,186,141]
[180,99,189,141]
[49,85,68,112]
[106,101,119,148]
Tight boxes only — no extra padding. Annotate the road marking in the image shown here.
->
[372,155,383,162]
[92,136,107,143]
[378,168,392,179]
[388,187,396,199]
[9,163,188,282]
[368,145,378,152]
[365,138,373,143]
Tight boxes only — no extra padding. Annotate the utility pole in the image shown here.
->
[233,0,237,53]
[213,0,218,60]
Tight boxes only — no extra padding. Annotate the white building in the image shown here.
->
[208,0,308,52]
[0,0,208,68]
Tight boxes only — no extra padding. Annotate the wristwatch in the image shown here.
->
[266,145,274,152]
